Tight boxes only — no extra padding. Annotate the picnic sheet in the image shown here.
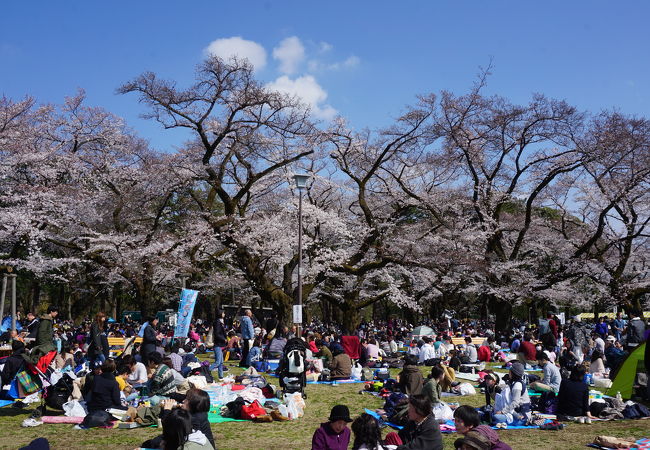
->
[364,408,403,430]
[0,400,13,408]
[207,411,246,424]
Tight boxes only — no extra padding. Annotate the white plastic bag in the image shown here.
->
[63,400,87,417]
[458,382,476,395]
[351,363,363,380]
[283,392,305,419]
[432,402,453,421]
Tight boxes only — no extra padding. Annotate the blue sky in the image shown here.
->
[2,1,649,151]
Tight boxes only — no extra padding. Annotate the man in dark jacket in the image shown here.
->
[26,306,58,365]
[140,316,159,366]
[212,308,227,379]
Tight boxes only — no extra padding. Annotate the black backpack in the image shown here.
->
[45,373,74,410]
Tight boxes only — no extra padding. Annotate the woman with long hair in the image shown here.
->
[89,312,107,363]
[351,413,388,450]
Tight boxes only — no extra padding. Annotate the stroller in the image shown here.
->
[277,338,307,398]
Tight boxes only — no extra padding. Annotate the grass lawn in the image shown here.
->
[0,361,647,449]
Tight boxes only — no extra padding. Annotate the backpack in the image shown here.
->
[45,373,74,410]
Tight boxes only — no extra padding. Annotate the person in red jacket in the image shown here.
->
[517,333,537,366]
[477,344,491,362]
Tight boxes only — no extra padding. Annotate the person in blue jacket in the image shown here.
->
[239,309,255,368]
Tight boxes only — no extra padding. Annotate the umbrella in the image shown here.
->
[412,325,434,336]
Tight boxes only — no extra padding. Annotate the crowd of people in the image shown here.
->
[1,305,649,450]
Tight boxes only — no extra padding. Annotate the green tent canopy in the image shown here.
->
[606,342,646,400]
[412,325,435,337]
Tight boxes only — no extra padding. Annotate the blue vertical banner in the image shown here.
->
[174,288,199,338]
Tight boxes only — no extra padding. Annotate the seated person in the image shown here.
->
[398,354,424,395]
[158,407,214,450]
[248,338,263,364]
[162,356,186,387]
[453,405,512,450]
[141,388,215,449]
[397,394,443,450]
[529,351,561,393]
[493,362,531,426]
[54,342,74,370]
[604,338,626,372]
[1,341,27,397]
[316,340,333,366]
[115,364,131,393]
[312,405,352,450]
[589,351,606,376]
[516,334,537,366]
[439,363,456,392]
[462,337,478,364]
[557,366,593,420]
[448,349,462,372]
[351,412,402,449]
[422,365,444,405]
[147,351,177,398]
[123,354,148,386]
[267,331,287,359]
[329,344,352,380]
[86,358,126,413]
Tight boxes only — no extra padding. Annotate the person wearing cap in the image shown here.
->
[493,362,531,426]
[396,394,443,449]
[311,404,352,450]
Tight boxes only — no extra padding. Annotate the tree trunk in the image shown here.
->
[489,296,512,333]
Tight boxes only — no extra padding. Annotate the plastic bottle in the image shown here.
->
[616,391,622,401]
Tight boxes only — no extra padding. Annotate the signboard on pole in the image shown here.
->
[174,289,199,338]
[293,305,303,324]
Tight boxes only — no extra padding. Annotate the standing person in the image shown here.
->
[312,405,352,450]
[624,312,646,351]
[27,306,58,366]
[89,312,108,364]
[612,312,626,342]
[212,308,227,379]
[23,312,39,338]
[594,317,609,339]
[141,316,159,367]
[239,309,254,368]
[397,394,443,450]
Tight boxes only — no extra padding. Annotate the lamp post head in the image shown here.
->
[293,173,310,191]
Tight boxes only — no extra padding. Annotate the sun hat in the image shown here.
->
[329,404,352,422]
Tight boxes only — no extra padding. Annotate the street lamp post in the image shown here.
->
[293,174,309,337]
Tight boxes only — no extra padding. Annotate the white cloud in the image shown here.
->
[307,55,360,72]
[318,41,333,53]
[266,75,337,120]
[204,36,267,72]
[272,36,305,75]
